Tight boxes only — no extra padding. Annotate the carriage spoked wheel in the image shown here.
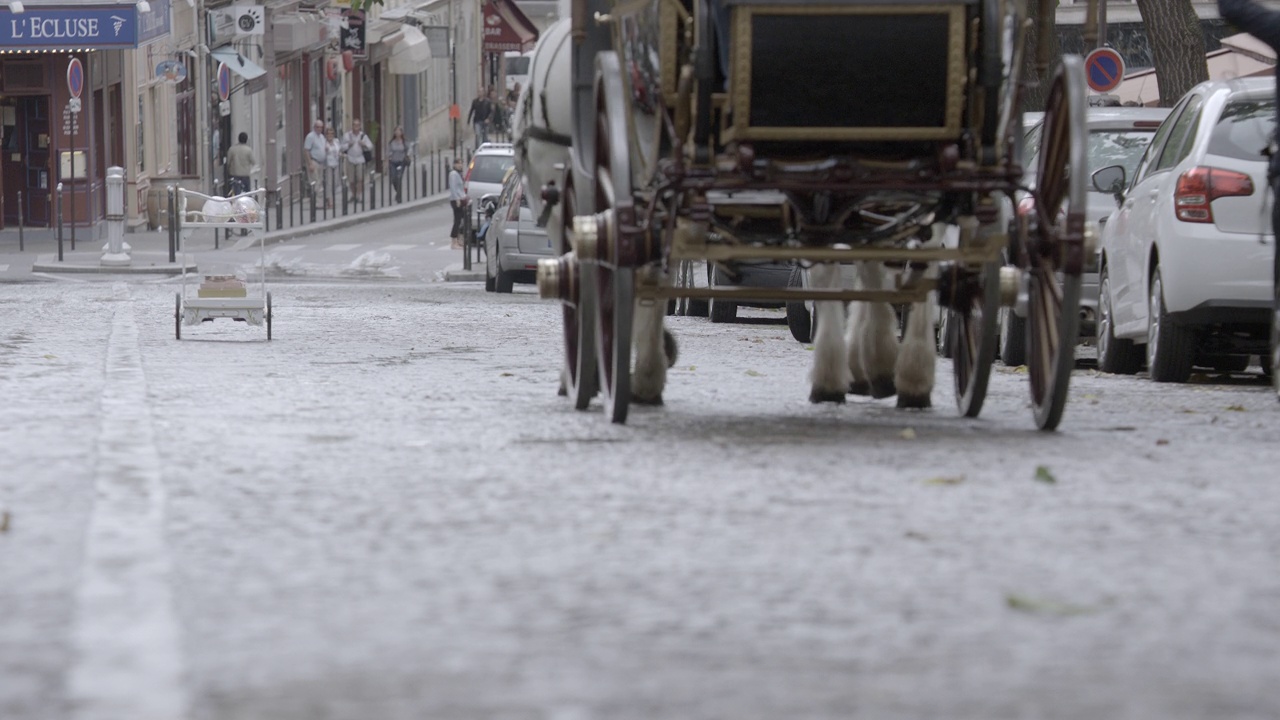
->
[949,257,1001,418]
[559,172,599,411]
[592,52,635,424]
[1025,56,1087,431]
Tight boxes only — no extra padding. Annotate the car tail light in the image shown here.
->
[463,159,474,193]
[1174,166,1254,223]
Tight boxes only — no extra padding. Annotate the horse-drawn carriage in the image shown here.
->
[516,0,1095,430]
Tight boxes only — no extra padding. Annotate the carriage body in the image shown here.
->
[528,0,1091,429]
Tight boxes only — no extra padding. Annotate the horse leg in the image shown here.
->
[632,267,673,405]
[809,263,852,403]
[895,290,936,409]
[846,295,872,396]
[856,262,899,399]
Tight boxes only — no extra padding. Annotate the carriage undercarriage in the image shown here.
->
[523,0,1092,430]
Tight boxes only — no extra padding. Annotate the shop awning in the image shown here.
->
[387,25,434,75]
[482,0,538,53]
[211,47,266,81]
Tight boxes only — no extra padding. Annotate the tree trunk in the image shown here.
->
[1135,0,1209,107]
[1019,0,1061,113]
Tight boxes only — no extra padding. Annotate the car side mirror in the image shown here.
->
[1092,165,1126,203]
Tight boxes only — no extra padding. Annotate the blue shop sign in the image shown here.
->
[2,5,139,49]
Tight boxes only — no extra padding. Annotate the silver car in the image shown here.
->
[1003,106,1171,364]
[483,170,552,293]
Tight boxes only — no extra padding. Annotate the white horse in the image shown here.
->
[807,256,939,409]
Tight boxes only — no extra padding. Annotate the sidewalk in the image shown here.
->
[0,190,483,281]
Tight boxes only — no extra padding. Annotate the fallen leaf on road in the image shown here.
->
[0,511,9,533]
[924,475,964,485]
[1005,593,1099,616]
[1225,405,1246,412]
[43,354,56,360]
[1034,466,1057,484]
[900,428,917,440]
[500,372,514,377]
[745,369,762,377]
[904,530,929,541]
[1155,439,1169,446]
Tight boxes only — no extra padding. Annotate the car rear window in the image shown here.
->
[1089,129,1157,176]
[470,155,514,183]
[1208,97,1276,162]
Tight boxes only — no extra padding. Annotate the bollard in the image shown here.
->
[275,186,283,230]
[369,173,377,211]
[167,186,176,263]
[342,176,349,217]
[16,190,23,252]
[56,182,64,262]
[310,181,317,223]
[102,167,130,267]
[462,210,472,271]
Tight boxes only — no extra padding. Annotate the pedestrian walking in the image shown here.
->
[323,126,341,209]
[387,125,410,204]
[449,158,467,250]
[226,132,256,196]
[304,119,328,207]
[1217,0,1280,398]
[467,89,493,145]
[342,119,374,204]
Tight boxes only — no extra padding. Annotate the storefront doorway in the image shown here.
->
[1,95,51,228]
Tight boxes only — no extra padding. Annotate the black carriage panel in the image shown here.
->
[724,0,973,143]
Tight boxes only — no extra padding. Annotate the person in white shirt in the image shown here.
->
[341,118,374,203]
[323,126,341,209]
[448,158,467,249]
[303,119,328,206]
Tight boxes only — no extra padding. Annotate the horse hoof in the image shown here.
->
[810,388,848,404]
[870,377,897,399]
[663,330,679,368]
[849,380,872,396]
[896,393,932,410]
[558,384,567,397]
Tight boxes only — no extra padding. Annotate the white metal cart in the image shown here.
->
[174,188,272,340]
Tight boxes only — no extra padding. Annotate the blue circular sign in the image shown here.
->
[67,58,84,99]
[217,62,232,102]
[1085,48,1125,94]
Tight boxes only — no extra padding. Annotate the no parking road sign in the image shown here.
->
[1085,47,1125,94]
[217,62,232,102]
[67,57,84,99]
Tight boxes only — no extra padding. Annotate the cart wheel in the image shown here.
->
[559,172,598,410]
[174,292,181,340]
[1025,56,1087,431]
[950,260,1001,418]
[592,52,635,424]
[266,292,273,341]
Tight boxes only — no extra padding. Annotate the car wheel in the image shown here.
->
[998,307,1027,366]
[494,247,514,294]
[785,264,812,342]
[1096,268,1141,375]
[708,267,736,324]
[1147,268,1195,383]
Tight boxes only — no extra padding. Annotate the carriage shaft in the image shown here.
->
[669,242,1005,265]
[638,286,935,305]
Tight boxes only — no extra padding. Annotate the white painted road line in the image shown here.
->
[323,243,361,252]
[69,283,189,720]
[0,264,9,272]
[380,244,415,251]
[272,245,305,252]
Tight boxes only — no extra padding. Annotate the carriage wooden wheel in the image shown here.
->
[950,249,1001,418]
[558,172,599,410]
[591,52,636,424]
[1025,56,1087,430]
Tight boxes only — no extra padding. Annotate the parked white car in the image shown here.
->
[1095,77,1275,381]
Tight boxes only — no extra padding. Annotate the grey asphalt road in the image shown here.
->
[1,275,1278,720]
